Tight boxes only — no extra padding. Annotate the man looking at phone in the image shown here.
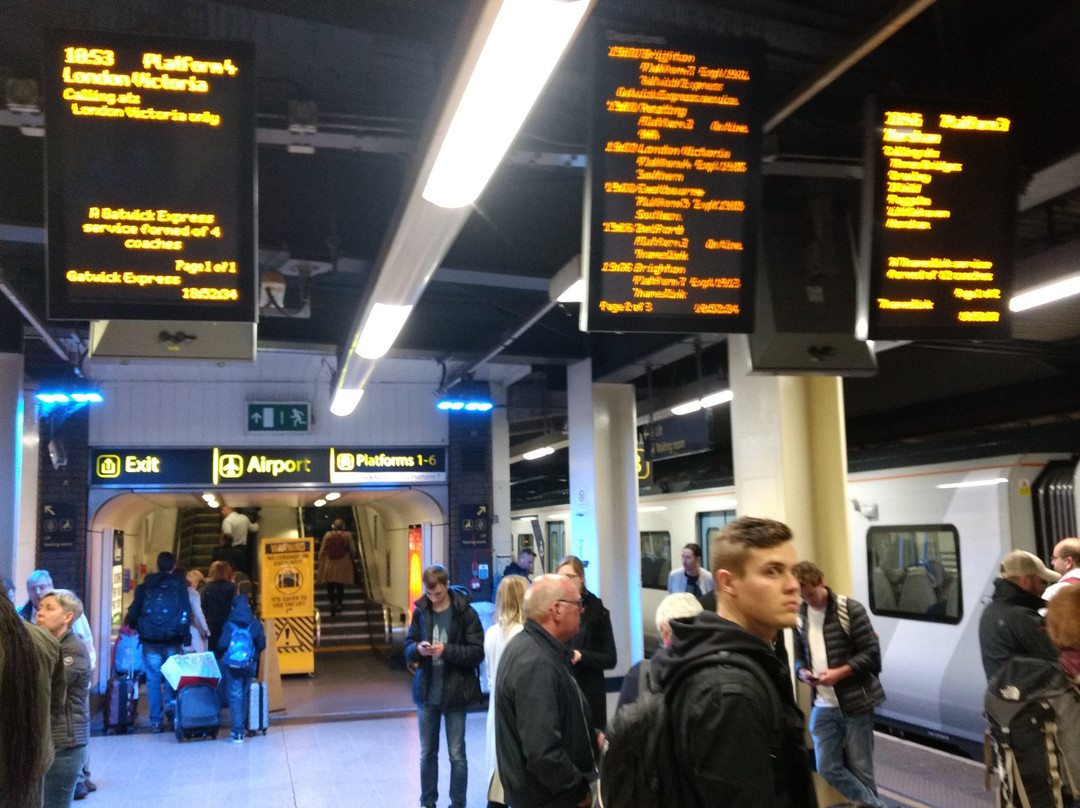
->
[792,561,887,808]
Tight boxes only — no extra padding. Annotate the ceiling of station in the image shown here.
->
[4,0,1080,505]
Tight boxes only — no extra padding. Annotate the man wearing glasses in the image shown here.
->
[1044,537,1080,601]
[495,574,598,808]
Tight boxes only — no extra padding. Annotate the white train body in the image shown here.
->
[511,452,1074,754]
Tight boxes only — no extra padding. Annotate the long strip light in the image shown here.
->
[330,388,364,416]
[422,0,593,209]
[670,389,733,416]
[522,446,555,460]
[936,477,1007,489]
[355,303,414,359]
[1009,273,1080,312]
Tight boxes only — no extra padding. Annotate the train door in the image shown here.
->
[545,520,565,572]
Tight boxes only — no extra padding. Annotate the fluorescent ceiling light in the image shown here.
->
[522,446,555,460]
[1010,274,1080,312]
[355,303,413,359]
[314,499,327,507]
[700,389,733,408]
[637,505,668,513]
[670,399,702,416]
[936,477,1008,489]
[325,492,341,501]
[201,493,215,502]
[422,0,592,208]
[330,387,365,417]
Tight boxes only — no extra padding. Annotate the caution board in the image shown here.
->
[260,538,315,674]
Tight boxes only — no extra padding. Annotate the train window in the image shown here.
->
[698,510,736,566]
[641,530,671,589]
[546,522,565,573]
[866,524,962,624]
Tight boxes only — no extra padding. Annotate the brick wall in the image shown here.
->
[35,406,90,601]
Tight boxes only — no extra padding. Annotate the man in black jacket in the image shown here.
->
[978,549,1059,681]
[404,565,484,808]
[124,552,189,733]
[496,574,597,808]
[792,561,887,808]
[662,516,816,808]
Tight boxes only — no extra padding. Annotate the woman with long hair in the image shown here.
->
[556,554,617,732]
[35,589,90,808]
[1,594,61,808]
[483,575,528,808]
[201,561,238,658]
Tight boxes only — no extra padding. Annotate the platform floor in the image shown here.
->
[83,651,994,808]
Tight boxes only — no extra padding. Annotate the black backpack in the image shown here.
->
[600,650,782,808]
[137,575,190,643]
[985,656,1080,808]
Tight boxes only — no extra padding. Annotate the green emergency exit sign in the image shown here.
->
[247,402,310,432]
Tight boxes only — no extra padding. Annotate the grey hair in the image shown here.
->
[26,570,53,586]
[524,574,568,621]
[43,588,83,622]
[655,592,703,633]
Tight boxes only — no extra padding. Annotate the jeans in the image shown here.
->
[142,642,182,724]
[810,705,887,808]
[418,705,467,808]
[224,667,251,734]
[43,745,88,808]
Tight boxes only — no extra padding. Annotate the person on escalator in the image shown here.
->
[316,519,358,617]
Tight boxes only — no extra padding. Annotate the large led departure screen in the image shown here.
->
[586,30,763,334]
[867,99,1017,339]
[44,30,256,322]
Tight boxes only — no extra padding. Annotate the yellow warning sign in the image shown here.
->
[260,537,315,674]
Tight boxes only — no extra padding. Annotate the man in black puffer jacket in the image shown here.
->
[792,561,887,808]
[404,565,484,808]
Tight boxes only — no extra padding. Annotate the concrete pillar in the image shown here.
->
[491,382,512,566]
[727,336,853,591]
[0,352,23,583]
[567,359,642,677]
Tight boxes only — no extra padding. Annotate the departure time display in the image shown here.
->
[867,99,1017,339]
[586,30,763,334]
[45,31,256,322]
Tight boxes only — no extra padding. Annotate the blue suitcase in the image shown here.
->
[174,683,219,741]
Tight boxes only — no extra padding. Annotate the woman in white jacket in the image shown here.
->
[483,574,528,808]
[183,569,211,653]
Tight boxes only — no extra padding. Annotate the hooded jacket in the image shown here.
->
[403,586,484,710]
[217,595,267,676]
[660,611,817,808]
[792,588,885,716]
[978,577,1059,681]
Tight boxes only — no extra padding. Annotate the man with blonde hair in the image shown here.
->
[496,574,597,808]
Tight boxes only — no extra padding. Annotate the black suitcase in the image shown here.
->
[246,680,269,736]
[174,682,220,741]
[103,674,138,734]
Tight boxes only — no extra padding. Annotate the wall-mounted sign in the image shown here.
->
[44,30,256,322]
[247,402,310,432]
[90,446,447,487]
[586,29,763,334]
[865,98,1017,339]
[39,502,78,552]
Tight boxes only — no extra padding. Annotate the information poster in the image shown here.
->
[866,99,1017,339]
[586,30,763,334]
[44,30,256,322]
[260,538,315,675]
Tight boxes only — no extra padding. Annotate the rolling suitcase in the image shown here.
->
[174,682,220,741]
[103,673,138,734]
[246,680,269,736]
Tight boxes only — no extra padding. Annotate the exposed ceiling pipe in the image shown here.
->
[765,0,939,133]
[0,267,73,364]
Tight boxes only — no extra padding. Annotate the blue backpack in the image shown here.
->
[223,621,255,671]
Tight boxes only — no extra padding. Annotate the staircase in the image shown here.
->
[314,588,391,652]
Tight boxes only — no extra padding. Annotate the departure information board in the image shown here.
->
[586,30,763,334]
[44,30,256,322]
[867,98,1017,339]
